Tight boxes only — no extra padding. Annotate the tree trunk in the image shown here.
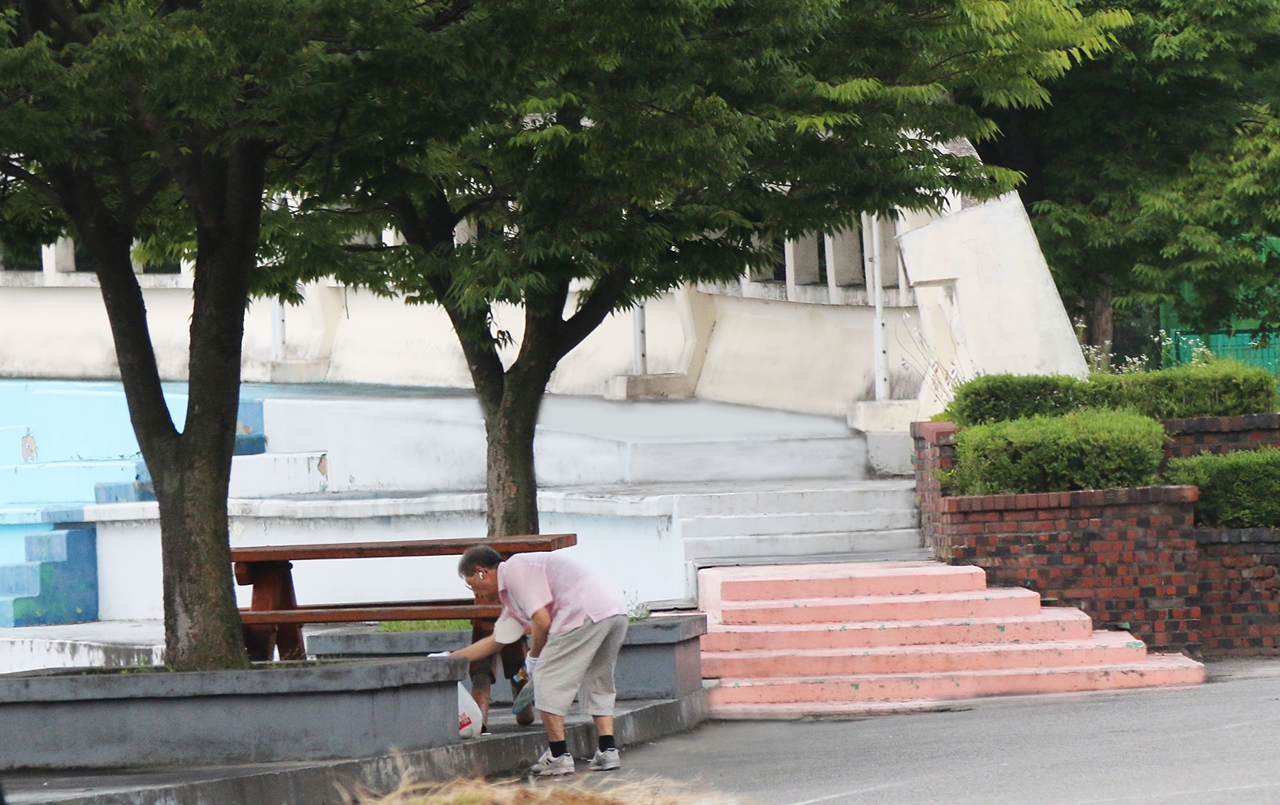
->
[74,141,264,670]
[94,238,252,670]
[389,192,629,540]
[153,454,248,670]
[484,384,545,537]
[1090,281,1115,371]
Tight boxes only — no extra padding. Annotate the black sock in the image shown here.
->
[598,735,616,752]
[549,740,568,758]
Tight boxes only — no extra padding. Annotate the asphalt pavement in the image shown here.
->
[615,658,1280,805]
[4,659,1278,805]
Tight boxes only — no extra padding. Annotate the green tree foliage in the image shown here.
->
[0,0,416,670]
[968,0,1280,356]
[269,0,1127,535]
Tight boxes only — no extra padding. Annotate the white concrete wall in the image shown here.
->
[898,193,1087,387]
[0,194,1082,424]
[0,277,687,396]
[92,503,680,621]
[694,295,924,416]
[323,287,687,395]
[0,282,303,382]
[258,396,864,492]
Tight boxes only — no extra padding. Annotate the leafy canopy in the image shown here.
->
[970,0,1280,337]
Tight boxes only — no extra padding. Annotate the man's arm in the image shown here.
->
[450,634,500,662]
[529,607,552,658]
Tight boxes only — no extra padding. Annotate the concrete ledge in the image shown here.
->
[0,657,465,769]
[307,613,709,701]
[0,621,164,674]
[3,690,708,805]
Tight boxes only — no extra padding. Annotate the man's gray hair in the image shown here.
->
[458,545,503,578]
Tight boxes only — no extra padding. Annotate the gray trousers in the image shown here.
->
[534,615,628,717]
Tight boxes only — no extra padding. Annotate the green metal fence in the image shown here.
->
[1166,329,1280,371]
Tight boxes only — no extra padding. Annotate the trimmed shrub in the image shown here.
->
[948,410,1166,495]
[944,361,1276,425]
[945,374,1090,426]
[1165,448,1280,527]
[1104,361,1277,420]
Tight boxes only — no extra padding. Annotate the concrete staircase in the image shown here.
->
[699,561,1206,718]
[677,479,923,567]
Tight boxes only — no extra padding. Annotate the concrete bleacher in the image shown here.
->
[1,379,917,639]
[0,380,268,627]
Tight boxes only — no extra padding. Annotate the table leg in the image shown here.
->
[235,560,302,661]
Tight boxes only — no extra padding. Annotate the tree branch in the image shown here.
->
[0,160,64,206]
[123,80,215,228]
[32,0,93,45]
[558,266,632,358]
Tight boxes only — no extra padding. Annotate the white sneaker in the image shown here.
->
[588,748,620,771]
[529,749,575,776]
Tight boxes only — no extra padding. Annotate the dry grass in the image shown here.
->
[355,777,735,805]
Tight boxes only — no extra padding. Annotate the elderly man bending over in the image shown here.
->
[452,545,628,776]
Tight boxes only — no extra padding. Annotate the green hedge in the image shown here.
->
[945,361,1276,425]
[947,410,1166,495]
[1101,361,1277,420]
[943,374,1089,426]
[1165,449,1280,527]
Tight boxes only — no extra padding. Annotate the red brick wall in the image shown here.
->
[912,421,958,549]
[933,484,1201,651]
[1164,414,1280,459]
[1196,529,1280,655]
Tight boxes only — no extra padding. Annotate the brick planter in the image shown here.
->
[1164,413,1280,459]
[912,419,1280,657]
[928,483,1201,652]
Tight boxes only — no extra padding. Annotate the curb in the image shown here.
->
[5,691,708,805]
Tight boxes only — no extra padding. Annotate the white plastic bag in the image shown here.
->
[457,683,484,740]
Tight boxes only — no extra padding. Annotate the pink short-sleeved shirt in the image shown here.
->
[497,551,627,634]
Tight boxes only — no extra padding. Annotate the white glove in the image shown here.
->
[428,651,451,658]
[524,654,539,676]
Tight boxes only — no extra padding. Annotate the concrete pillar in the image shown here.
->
[827,228,863,289]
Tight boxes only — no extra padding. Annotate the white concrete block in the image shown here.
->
[677,509,920,539]
[628,436,867,483]
[683,528,924,561]
[848,400,922,434]
[95,519,163,621]
[0,621,163,674]
[898,193,1087,380]
[228,452,328,498]
[866,432,915,477]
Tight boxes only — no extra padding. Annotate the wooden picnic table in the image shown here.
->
[231,533,576,661]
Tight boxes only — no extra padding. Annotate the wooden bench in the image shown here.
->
[231,534,576,661]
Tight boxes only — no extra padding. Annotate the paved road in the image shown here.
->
[615,659,1280,805]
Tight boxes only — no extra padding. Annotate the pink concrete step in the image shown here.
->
[718,587,1043,626]
[702,630,1148,678]
[708,562,987,604]
[701,609,1095,652]
[707,653,1207,707]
